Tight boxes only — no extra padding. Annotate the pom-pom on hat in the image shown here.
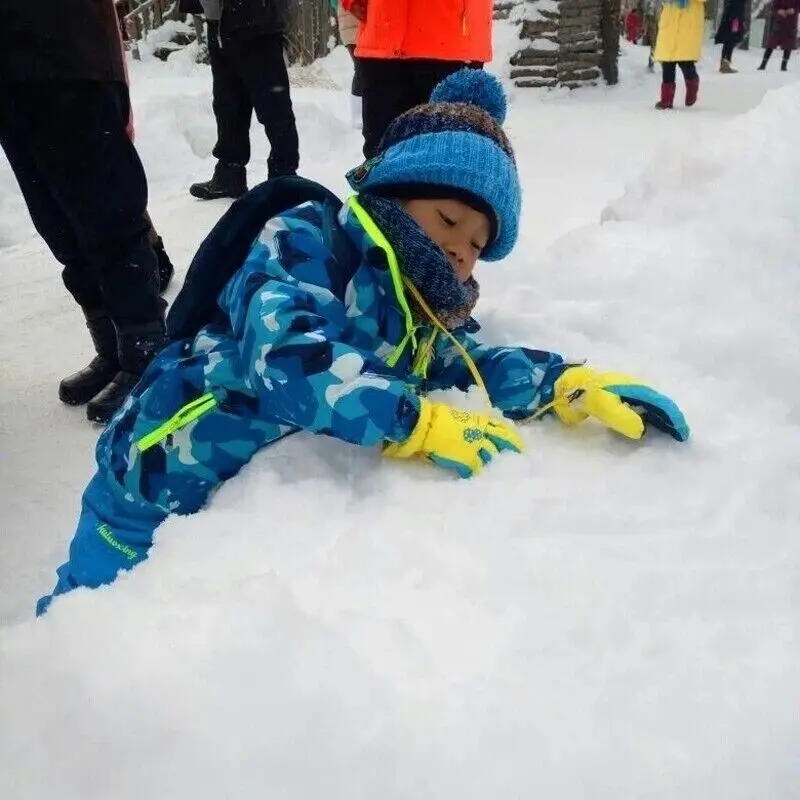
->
[346,69,521,261]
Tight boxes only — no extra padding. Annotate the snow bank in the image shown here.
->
[1,77,799,800]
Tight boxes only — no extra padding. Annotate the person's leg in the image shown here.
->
[209,20,252,167]
[229,32,299,179]
[191,20,250,199]
[721,42,734,62]
[680,61,699,106]
[37,471,167,615]
[0,82,164,416]
[759,47,774,69]
[0,96,119,404]
[346,44,363,129]
[720,40,737,72]
[411,59,482,106]
[360,58,421,159]
[656,62,677,108]
[0,93,104,313]
[781,49,790,71]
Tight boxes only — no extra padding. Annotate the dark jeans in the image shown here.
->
[359,58,482,159]
[208,22,299,177]
[345,45,363,97]
[661,61,698,83]
[721,42,735,61]
[0,81,162,326]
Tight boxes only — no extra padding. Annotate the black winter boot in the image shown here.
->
[86,320,167,424]
[152,235,175,294]
[59,310,120,406]
[189,162,247,200]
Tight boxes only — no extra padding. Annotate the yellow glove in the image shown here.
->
[550,366,690,441]
[384,400,525,478]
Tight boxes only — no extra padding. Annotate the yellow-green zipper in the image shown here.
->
[135,392,218,452]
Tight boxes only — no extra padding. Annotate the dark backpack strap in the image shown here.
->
[167,176,345,342]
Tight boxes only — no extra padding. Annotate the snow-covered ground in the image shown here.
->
[1,36,799,799]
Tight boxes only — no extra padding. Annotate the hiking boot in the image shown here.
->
[720,59,737,74]
[655,82,676,109]
[59,310,120,406]
[685,77,700,107]
[86,320,167,424]
[189,161,247,200]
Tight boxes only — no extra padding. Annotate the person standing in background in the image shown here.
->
[715,0,747,73]
[336,2,363,129]
[0,0,167,424]
[341,0,491,159]
[189,0,300,200]
[758,0,799,70]
[652,0,705,109]
[624,5,644,42]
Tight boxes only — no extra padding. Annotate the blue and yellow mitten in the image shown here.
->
[548,366,690,442]
[384,400,524,478]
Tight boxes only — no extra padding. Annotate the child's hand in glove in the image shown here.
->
[384,400,524,478]
[550,366,689,442]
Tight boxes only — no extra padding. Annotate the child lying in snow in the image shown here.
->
[37,70,689,615]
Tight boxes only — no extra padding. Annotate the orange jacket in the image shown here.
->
[342,0,492,62]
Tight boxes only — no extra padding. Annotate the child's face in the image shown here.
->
[401,198,491,283]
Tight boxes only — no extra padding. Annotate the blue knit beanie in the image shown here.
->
[346,69,521,261]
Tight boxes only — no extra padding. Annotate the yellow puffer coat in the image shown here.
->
[653,0,706,63]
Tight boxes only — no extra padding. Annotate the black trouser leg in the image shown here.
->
[410,59,482,104]
[208,20,253,166]
[0,125,105,311]
[0,82,161,327]
[661,62,677,83]
[360,59,422,159]
[722,42,735,62]
[346,45,364,97]
[679,61,698,81]
[781,49,790,68]
[228,32,300,178]
[359,58,482,159]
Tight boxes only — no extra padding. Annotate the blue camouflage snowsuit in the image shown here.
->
[37,197,566,614]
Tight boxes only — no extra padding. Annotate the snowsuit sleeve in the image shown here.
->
[426,327,569,420]
[218,212,421,446]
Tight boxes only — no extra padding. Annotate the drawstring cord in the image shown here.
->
[401,277,490,403]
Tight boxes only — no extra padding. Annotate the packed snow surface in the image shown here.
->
[1,39,798,800]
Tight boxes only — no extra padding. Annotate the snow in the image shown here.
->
[1,34,799,800]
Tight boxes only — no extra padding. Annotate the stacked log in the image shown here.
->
[507,0,610,88]
[510,0,561,87]
[559,0,603,87]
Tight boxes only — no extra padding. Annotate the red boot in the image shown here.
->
[685,77,700,107]
[655,82,676,109]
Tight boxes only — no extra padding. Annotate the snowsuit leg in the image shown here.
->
[36,471,167,616]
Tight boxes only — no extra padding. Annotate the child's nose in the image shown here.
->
[446,243,466,265]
